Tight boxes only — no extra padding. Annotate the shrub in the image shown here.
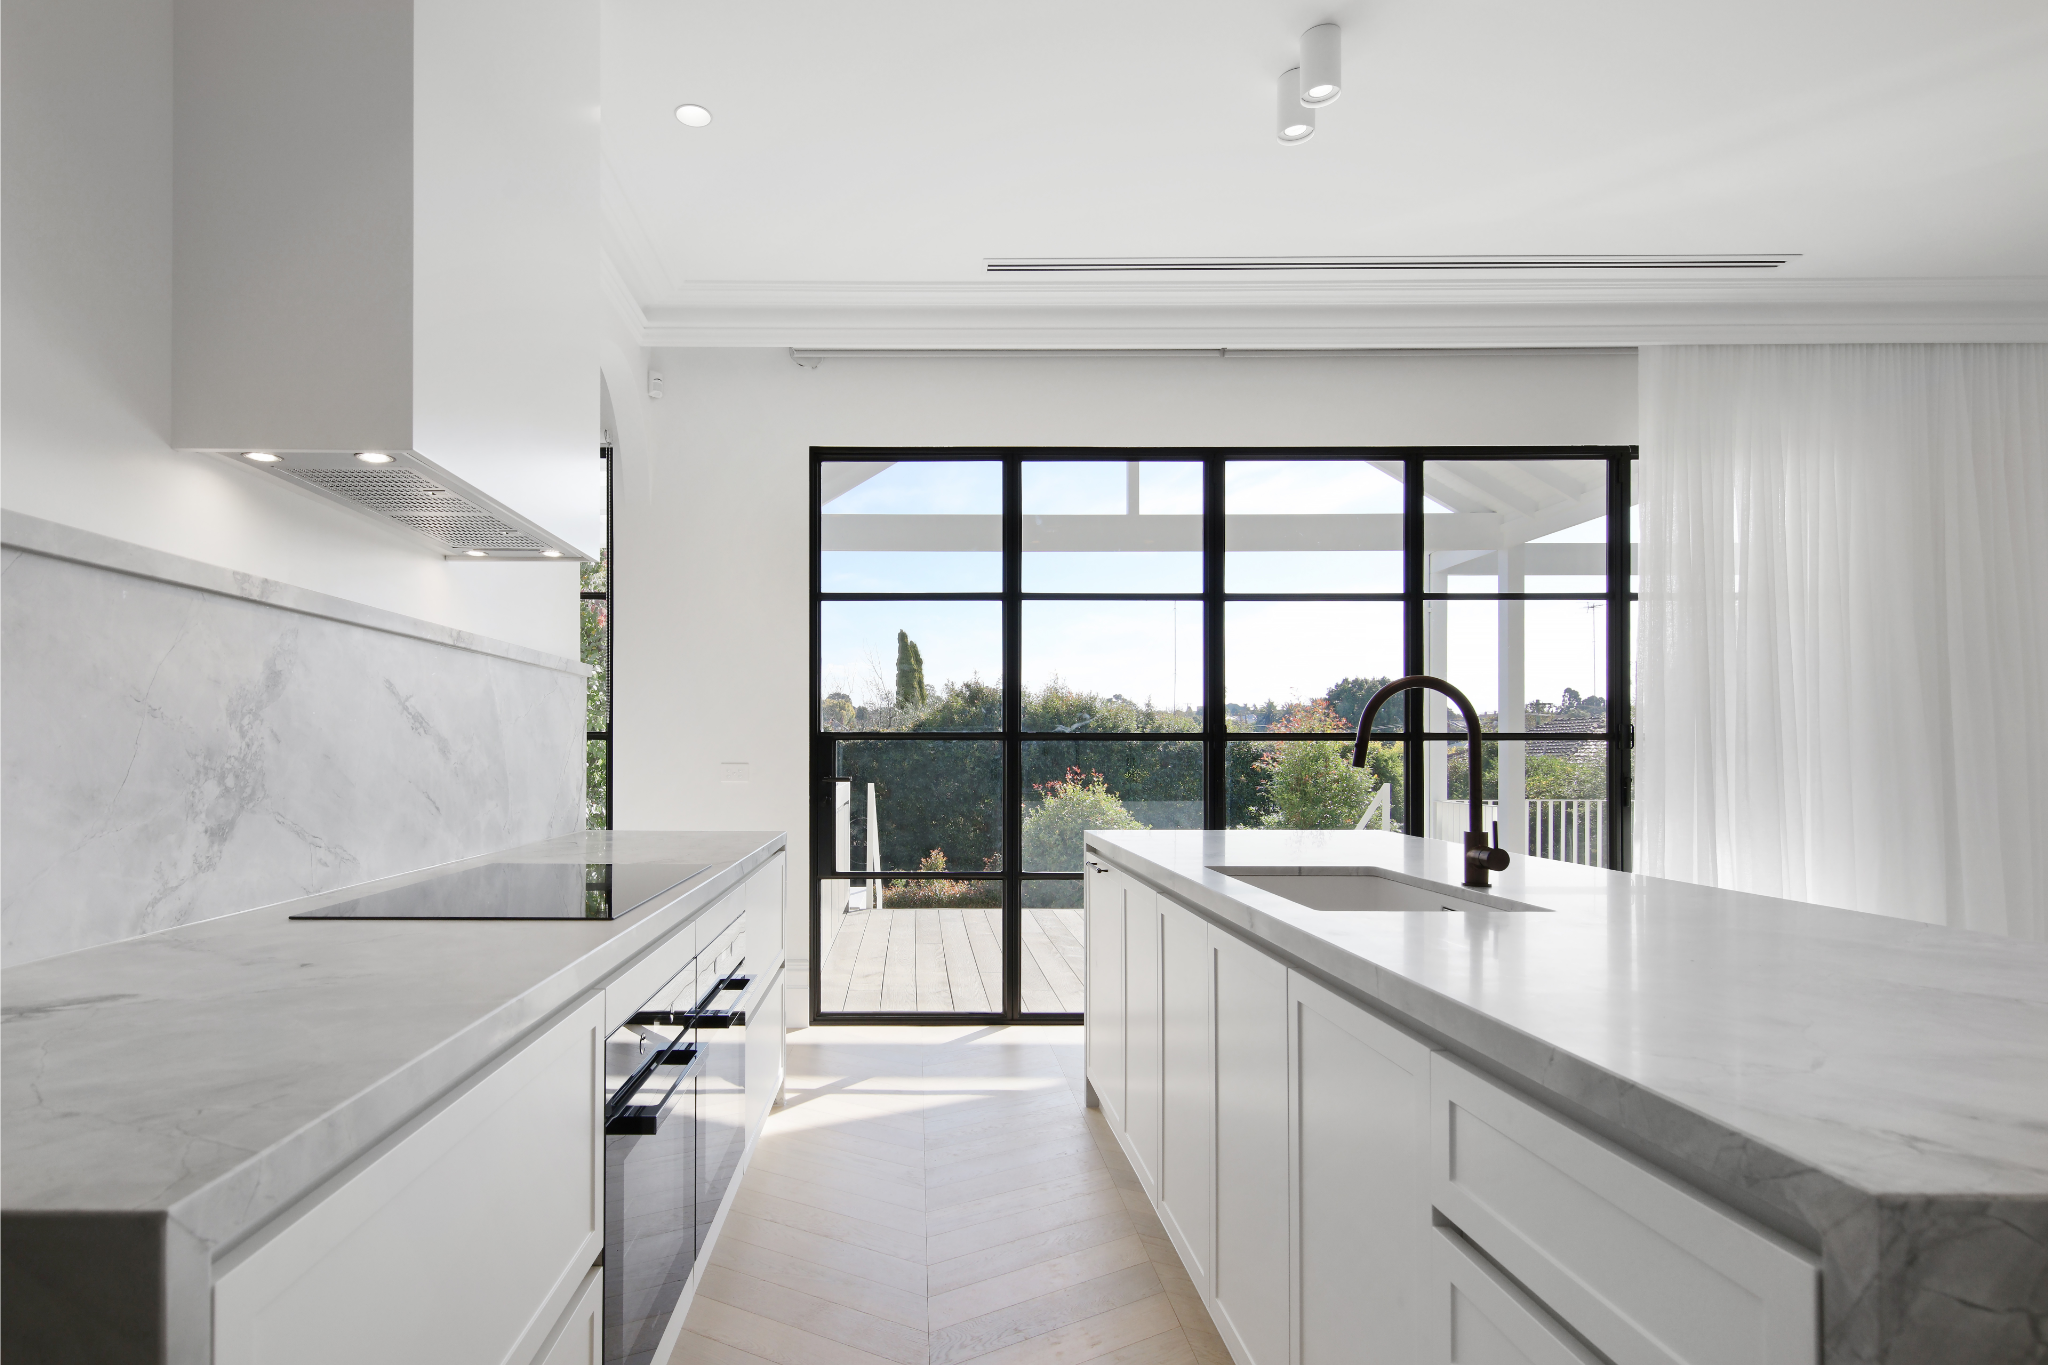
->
[1021,768,1146,871]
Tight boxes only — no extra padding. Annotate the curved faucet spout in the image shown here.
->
[1351,674,1511,888]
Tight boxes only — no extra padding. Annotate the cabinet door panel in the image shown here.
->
[1291,971,1433,1365]
[537,1264,601,1365]
[1123,879,1163,1193]
[1428,1227,1603,1365]
[1210,924,1290,1365]
[1432,1054,1817,1365]
[1158,896,1213,1287]
[215,997,603,1365]
[1085,860,1126,1128]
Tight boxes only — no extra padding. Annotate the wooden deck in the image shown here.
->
[818,904,1087,1014]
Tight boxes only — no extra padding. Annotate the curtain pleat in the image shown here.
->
[1637,344,2048,940]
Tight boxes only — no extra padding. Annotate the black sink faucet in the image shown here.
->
[1352,674,1511,889]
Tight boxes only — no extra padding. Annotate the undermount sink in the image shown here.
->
[1211,868,1544,914]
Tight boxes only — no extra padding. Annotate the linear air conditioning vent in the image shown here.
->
[215,451,587,560]
[985,254,1799,273]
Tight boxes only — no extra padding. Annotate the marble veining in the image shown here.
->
[1086,829,2048,1365]
[1,535,586,964]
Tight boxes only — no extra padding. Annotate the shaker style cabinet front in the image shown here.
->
[213,996,604,1365]
[1084,858,1128,1129]
[1082,857,1818,1365]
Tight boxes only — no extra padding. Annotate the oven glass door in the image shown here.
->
[694,964,753,1255]
[604,962,699,1365]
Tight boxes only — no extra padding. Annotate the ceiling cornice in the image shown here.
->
[619,272,2048,349]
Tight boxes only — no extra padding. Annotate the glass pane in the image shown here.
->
[1420,739,1611,867]
[832,741,1002,872]
[584,738,608,830]
[1019,880,1087,1014]
[1424,459,1607,593]
[1020,740,1203,871]
[821,601,1002,730]
[1022,600,1203,731]
[821,460,1002,592]
[1423,599,1608,735]
[816,878,1003,1014]
[1023,460,1202,591]
[1226,459,1404,591]
[1225,737,1403,833]
[1224,601,1404,732]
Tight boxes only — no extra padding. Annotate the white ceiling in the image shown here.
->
[599,0,2048,343]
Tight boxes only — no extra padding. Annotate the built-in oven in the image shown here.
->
[602,912,765,1365]
[602,955,698,1365]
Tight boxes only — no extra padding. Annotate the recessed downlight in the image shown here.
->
[243,451,281,463]
[674,104,712,127]
[354,450,395,464]
[464,549,488,558]
[541,549,563,558]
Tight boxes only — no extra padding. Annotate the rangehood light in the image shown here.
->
[354,450,395,464]
[464,549,488,557]
[243,451,281,463]
[1277,68,1315,142]
[541,549,563,558]
[1299,24,1341,105]
[674,104,712,127]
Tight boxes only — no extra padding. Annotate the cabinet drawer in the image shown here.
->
[1431,1054,1817,1365]
[215,997,603,1365]
[606,919,698,1033]
[1429,1227,1602,1365]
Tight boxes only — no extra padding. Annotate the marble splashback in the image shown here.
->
[1,516,586,965]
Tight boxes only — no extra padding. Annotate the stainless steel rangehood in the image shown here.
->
[171,0,600,560]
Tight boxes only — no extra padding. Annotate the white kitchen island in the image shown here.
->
[1082,829,2048,1365]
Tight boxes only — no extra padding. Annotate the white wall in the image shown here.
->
[3,0,582,658]
[613,346,1638,1014]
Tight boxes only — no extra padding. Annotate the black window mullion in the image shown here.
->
[1608,454,1633,870]
[809,449,825,1025]
[1203,454,1227,829]
[1403,455,1425,837]
[1002,454,1024,1021]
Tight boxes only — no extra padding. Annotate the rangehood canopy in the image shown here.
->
[171,0,601,557]
[221,450,589,561]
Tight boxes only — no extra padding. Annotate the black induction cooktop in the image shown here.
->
[288,861,710,921]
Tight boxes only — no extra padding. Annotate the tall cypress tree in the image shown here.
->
[895,630,928,708]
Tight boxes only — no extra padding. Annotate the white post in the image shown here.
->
[1498,544,1527,854]
[827,781,852,942]
[867,782,884,911]
[1126,460,1141,515]
[1425,572,1450,837]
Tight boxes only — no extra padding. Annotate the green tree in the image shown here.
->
[1257,741,1379,829]
[1021,768,1146,872]
[895,630,927,709]
[1324,675,1402,732]
[912,677,1003,731]
[581,551,609,827]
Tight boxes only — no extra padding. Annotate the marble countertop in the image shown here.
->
[1086,829,2048,1365]
[1,830,784,1257]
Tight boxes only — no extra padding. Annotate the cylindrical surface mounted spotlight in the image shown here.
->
[1277,67,1315,142]
[1300,23,1342,105]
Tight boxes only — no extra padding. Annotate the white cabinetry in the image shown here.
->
[1210,924,1291,1365]
[214,996,604,1365]
[1431,1054,1817,1365]
[1123,876,1164,1194]
[1156,895,1213,1287]
[1084,855,1819,1365]
[1084,859,1127,1127]
[1290,970,1432,1365]
[534,1265,602,1365]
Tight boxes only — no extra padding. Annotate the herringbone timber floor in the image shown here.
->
[669,1025,1231,1365]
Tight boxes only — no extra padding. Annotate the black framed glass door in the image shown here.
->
[810,447,1635,1024]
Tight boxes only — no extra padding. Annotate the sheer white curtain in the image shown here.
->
[1637,345,2048,941]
